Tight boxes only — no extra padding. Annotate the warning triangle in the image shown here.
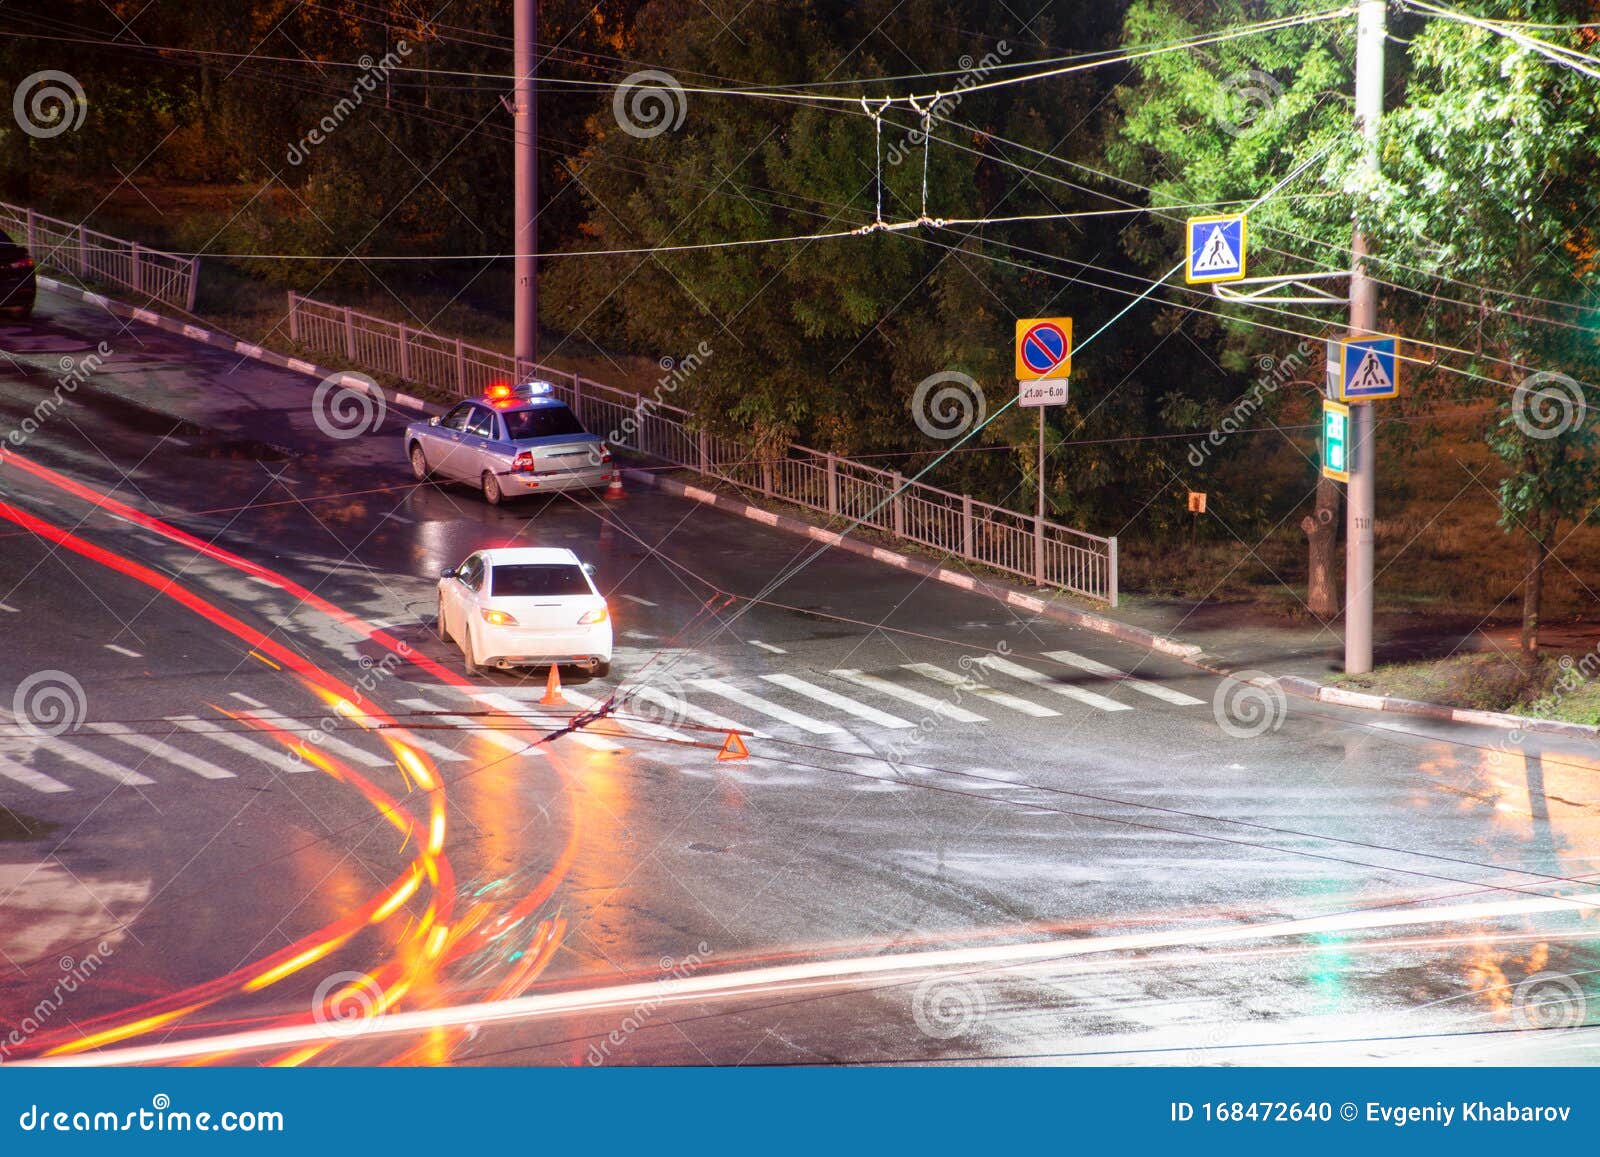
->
[1350,348,1392,392]
[1192,225,1239,272]
[716,731,749,761]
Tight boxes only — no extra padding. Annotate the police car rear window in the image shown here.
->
[503,405,586,440]
[490,564,591,597]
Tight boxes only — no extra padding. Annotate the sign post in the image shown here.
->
[1015,318,1073,584]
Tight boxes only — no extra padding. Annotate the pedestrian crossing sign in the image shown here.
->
[1338,335,1400,402]
[1185,214,1247,284]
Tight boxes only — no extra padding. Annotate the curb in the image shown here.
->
[624,469,1600,745]
[38,277,431,413]
[38,279,1597,746]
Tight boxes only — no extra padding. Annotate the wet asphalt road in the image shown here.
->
[0,290,1597,1066]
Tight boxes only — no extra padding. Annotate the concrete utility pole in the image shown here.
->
[1344,0,1386,674]
[513,0,539,374]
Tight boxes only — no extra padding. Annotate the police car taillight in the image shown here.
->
[512,451,535,472]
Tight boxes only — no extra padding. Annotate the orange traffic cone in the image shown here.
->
[716,730,749,761]
[604,474,625,500]
[540,664,566,706]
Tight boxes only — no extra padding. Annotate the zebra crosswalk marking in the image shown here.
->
[166,715,307,773]
[87,723,236,779]
[759,674,914,729]
[975,656,1131,713]
[1041,650,1206,706]
[688,679,845,735]
[829,669,988,723]
[0,757,71,793]
[902,663,1059,718]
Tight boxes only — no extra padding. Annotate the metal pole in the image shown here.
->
[513,0,539,377]
[1344,0,1385,675]
[1034,407,1046,584]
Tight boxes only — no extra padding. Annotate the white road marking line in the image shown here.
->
[619,594,657,607]
[247,707,391,768]
[829,669,987,723]
[86,723,235,779]
[396,700,531,757]
[630,686,766,739]
[0,758,71,793]
[689,678,845,735]
[477,692,623,752]
[380,728,472,764]
[1042,649,1206,706]
[228,692,267,708]
[976,656,1132,713]
[103,644,142,658]
[561,688,694,743]
[759,674,913,729]
[43,743,156,786]
[749,640,787,654]
[41,887,1600,1068]
[0,602,19,613]
[166,715,307,773]
[902,663,1059,718]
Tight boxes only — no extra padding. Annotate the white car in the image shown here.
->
[436,547,612,676]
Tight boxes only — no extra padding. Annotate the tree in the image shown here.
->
[1109,0,1361,616]
[1371,3,1600,657]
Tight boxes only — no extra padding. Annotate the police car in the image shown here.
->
[405,380,618,504]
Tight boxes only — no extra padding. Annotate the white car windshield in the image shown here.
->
[490,564,591,597]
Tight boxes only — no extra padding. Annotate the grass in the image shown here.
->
[1333,651,1600,725]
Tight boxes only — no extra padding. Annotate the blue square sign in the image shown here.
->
[1186,214,1246,283]
[1339,336,1399,401]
